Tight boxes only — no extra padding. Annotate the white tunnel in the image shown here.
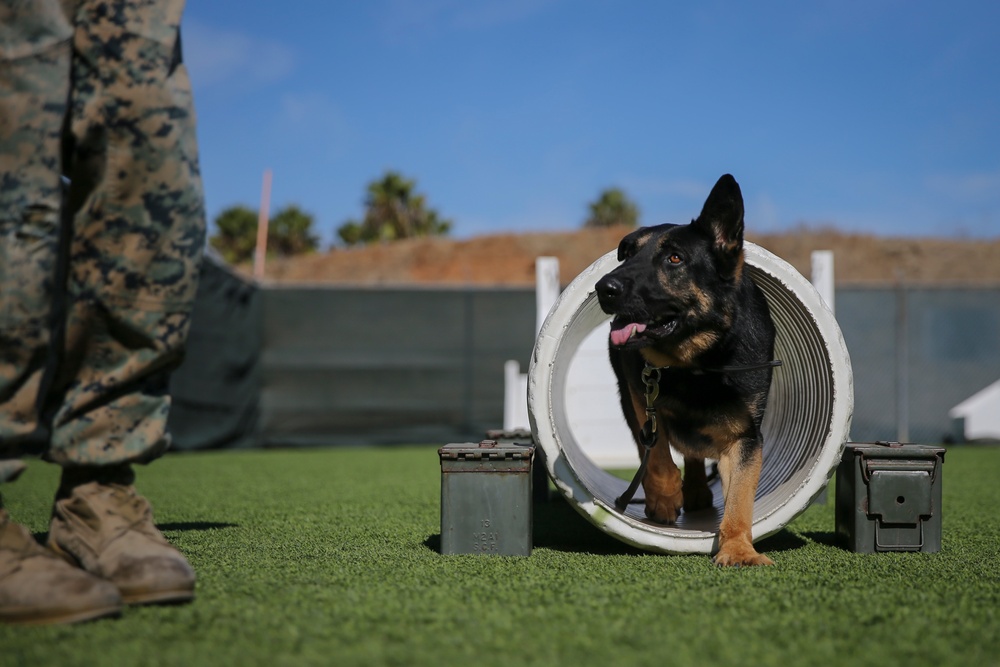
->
[527,242,854,554]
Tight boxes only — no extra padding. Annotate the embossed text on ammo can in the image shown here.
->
[438,440,534,556]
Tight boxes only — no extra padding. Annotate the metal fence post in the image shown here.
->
[895,281,910,442]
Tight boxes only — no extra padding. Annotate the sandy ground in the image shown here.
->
[254,226,1000,287]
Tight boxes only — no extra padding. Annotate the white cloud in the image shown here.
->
[182,19,295,90]
[621,176,711,201]
[271,92,353,161]
[925,171,1000,201]
[380,0,559,44]
[450,0,561,30]
[279,92,340,125]
[453,199,577,237]
[749,192,781,231]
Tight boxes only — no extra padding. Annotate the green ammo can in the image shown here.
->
[835,441,946,553]
[438,440,534,556]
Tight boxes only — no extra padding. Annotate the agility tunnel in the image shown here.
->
[527,242,854,554]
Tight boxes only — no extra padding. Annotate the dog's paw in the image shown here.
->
[712,546,774,567]
[644,491,684,524]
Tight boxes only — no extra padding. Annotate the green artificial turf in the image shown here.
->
[1,445,997,667]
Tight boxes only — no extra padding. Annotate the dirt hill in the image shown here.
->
[255,227,1000,287]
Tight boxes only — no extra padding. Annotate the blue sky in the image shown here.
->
[182,1,999,244]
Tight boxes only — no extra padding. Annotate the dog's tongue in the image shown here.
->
[610,322,646,346]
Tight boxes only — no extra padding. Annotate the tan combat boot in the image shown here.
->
[0,509,122,625]
[48,466,195,605]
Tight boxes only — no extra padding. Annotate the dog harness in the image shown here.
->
[613,359,783,512]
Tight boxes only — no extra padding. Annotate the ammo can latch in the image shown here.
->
[438,439,534,462]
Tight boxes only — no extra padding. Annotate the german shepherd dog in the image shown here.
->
[596,174,777,566]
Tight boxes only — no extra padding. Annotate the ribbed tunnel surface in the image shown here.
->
[528,243,854,554]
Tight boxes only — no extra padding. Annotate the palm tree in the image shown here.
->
[210,205,258,263]
[584,187,639,229]
[209,204,319,264]
[338,171,452,245]
[269,204,319,256]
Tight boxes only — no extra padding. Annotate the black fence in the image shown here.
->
[168,259,1000,449]
[839,286,1000,443]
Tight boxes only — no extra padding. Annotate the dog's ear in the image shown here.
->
[617,224,677,261]
[616,226,653,261]
[617,228,643,261]
[693,174,744,274]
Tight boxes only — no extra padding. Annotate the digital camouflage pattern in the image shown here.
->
[0,0,204,482]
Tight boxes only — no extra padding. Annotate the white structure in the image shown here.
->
[811,250,835,315]
[949,380,1000,441]
[561,321,638,468]
[503,257,560,432]
[527,244,854,554]
[503,256,638,466]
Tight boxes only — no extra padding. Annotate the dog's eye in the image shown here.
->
[666,253,683,266]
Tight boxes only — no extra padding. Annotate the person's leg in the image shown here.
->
[0,3,73,455]
[47,0,206,468]
[44,0,205,605]
[0,2,123,626]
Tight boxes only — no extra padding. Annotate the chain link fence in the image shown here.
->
[168,257,1000,448]
[839,286,1000,443]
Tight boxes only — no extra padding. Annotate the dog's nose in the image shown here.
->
[596,275,624,311]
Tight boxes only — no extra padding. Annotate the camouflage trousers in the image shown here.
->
[0,0,205,483]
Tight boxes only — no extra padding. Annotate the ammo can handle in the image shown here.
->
[858,453,940,483]
[875,519,924,551]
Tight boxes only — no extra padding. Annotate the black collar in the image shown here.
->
[648,359,782,376]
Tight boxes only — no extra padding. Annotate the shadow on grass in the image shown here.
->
[532,497,644,555]
[535,497,820,557]
[31,521,237,544]
[800,530,845,550]
[157,521,239,532]
[424,497,813,556]
[755,530,808,553]
[421,498,641,556]
[425,496,821,557]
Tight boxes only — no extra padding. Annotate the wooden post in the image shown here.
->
[253,169,272,280]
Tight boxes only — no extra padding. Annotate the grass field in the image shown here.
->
[1,444,997,667]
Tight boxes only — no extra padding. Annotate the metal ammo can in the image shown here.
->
[438,440,534,556]
[835,441,945,553]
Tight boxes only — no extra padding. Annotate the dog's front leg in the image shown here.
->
[641,432,684,523]
[626,392,684,522]
[713,442,774,566]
